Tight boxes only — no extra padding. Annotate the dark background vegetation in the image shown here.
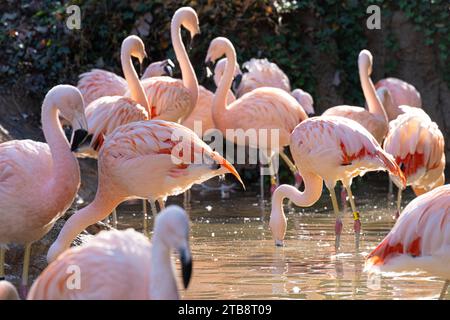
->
[0,0,449,187]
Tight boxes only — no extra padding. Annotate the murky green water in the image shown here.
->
[116,177,447,300]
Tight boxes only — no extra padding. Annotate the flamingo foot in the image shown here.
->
[19,284,28,299]
[335,218,343,250]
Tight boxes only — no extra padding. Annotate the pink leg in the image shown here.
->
[340,185,347,211]
[335,217,343,250]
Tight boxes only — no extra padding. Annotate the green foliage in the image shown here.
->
[0,0,448,103]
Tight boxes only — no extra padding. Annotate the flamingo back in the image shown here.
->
[28,229,152,300]
[384,110,445,190]
[78,69,127,105]
[365,185,450,279]
[237,58,291,97]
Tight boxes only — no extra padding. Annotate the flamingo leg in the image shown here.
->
[268,156,279,195]
[345,185,361,250]
[183,190,191,206]
[158,199,165,210]
[396,187,402,219]
[150,201,158,219]
[0,246,5,280]
[328,186,342,250]
[340,185,348,212]
[111,209,118,228]
[20,243,31,298]
[388,177,394,200]
[439,281,449,300]
[143,200,149,238]
[259,163,265,202]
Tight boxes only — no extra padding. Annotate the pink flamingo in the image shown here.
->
[78,59,173,106]
[323,50,389,144]
[205,37,308,199]
[182,58,240,135]
[78,60,173,106]
[0,85,89,294]
[383,107,445,215]
[47,120,243,262]
[269,116,406,249]
[131,7,200,123]
[30,206,192,300]
[0,280,19,300]
[375,77,422,121]
[233,58,315,116]
[365,184,450,299]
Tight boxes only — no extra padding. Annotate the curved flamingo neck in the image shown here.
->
[41,98,80,200]
[149,235,179,299]
[359,62,388,123]
[271,171,323,221]
[121,44,149,113]
[212,43,236,128]
[171,14,198,109]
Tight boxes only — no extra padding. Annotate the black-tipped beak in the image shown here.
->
[189,33,201,52]
[71,129,92,152]
[307,113,316,118]
[163,65,173,77]
[180,247,192,289]
[232,74,243,92]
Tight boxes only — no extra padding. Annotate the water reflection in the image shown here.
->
[116,178,447,300]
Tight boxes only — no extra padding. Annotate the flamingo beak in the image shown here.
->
[179,245,192,289]
[212,152,245,190]
[232,74,242,92]
[70,129,92,152]
[163,59,175,77]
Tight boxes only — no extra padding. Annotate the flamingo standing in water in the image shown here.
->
[375,77,422,121]
[269,116,406,249]
[0,85,89,294]
[323,50,389,144]
[131,7,200,123]
[383,107,445,215]
[78,59,174,106]
[365,184,450,299]
[47,120,243,262]
[205,37,308,199]
[30,206,192,299]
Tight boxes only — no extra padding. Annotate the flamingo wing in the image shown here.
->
[77,69,127,105]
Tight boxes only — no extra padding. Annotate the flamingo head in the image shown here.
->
[358,49,373,76]
[122,35,147,65]
[214,58,242,88]
[291,89,315,117]
[154,205,192,289]
[141,59,175,79]
[269,186,288,247]
[176,7,200,49]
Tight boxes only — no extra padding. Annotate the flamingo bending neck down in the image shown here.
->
[47,120,244,262]
[206,37,308,200]
[30,206,192,299]
[133,7,199,123]
[365,184,450,299]
[0,85,88,295]
[270,116,406,250]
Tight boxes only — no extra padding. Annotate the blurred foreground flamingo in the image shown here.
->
[31,206,192,299]
[131,7,200,123]
[270,116,406,249]
[365,184,450,299]
[375,77,422,121]
[0,280,19,300]
[47,120,243,262]
[384,107,445,215]
[205,37,308,199]
[0,85,89,295]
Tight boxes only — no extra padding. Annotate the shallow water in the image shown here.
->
[116,177,447,300]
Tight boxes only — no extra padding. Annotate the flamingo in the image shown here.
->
[29,205,192,300]
[47,120,243,262]
[182,58,240,136]
[375,77,422,121]
[323,50,388,144]
[233,58,315,116]
[0,85,89,294]
[365,184,450,299]
[383,106,445,216]
[130,7,199,123]
[205,37,308,199]
[269,116,406,249]
[0,280,19,300]
[78,59,174,106]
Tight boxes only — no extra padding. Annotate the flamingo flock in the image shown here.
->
[0,6,447,300]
